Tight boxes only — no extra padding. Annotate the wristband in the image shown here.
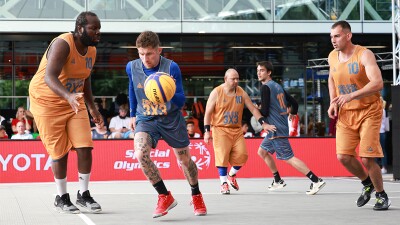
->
[204,125,211,133]
[258,117,267,125]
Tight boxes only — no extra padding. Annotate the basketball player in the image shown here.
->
[28,12,102,213]
[256,61,326,195]
[328,20,390,210]
[203,68,276,194]
[126,31,207,218]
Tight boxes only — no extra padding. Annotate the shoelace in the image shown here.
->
[157,194,169,207]
[190,196,205,209]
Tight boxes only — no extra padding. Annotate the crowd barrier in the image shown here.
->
[0,138,351,183]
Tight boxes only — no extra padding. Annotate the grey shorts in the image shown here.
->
[259,137,294,160]
[135,112,190,149]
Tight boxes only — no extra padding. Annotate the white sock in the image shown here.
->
[54,177,67,196]
[220,176,228,184]
[78,172,90,193]
[229,167,240,176]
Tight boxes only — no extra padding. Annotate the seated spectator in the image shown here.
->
[92,122,110,139]
[242,121,254,138]
[11,121,33,140]
[187,121,201,138]
[250,102,262,136]
[109,93,128,118]
[0,125,8,139]
[109,104,134,139]
[287,106,300,137]
[11,106,33,134]
[90,98,110,128]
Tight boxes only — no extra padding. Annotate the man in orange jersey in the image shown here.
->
[29,11,102,214]
[328,20,390,210]
[204,68,276,194]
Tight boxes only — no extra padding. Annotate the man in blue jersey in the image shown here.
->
[126,31,207,218]
[256,61,326,195]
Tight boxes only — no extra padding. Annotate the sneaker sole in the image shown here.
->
[153,199,178,218]
[268,183,287,191]
[76,202,102,213]
[195,211,207,216]
[54,207,80,214]
[306,182,326,195]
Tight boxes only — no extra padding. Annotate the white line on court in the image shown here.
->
[78,213,96,225]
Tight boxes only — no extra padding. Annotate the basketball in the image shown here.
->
[144,72,176,104]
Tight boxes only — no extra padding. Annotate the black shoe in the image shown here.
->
[373,192,391,210]
[76,190,102,213]
[357,184,375,207]
[54,193,80,214]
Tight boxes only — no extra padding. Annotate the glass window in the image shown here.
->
[364,0,392,20]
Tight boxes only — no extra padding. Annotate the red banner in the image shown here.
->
[0,138,351,183]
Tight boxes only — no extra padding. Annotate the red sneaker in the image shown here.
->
[228,174,239,191]
[153,191,178,218]
[191,193,207,216]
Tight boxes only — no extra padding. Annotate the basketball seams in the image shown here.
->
[144,72,176,104]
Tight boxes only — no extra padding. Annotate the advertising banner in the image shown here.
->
[0,138,351,183]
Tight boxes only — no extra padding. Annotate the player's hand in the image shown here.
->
[89,108,104,127]
[129,117,136,131]
[67,92,84,114]
[327,101,339,119]
[332,94,353,107]
[262,123,276,134]
[203,132,211,144]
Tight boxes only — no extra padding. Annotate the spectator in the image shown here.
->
[242,121,254,137]
[109,104,134,139]
[92,122,110,139]
[109,93,128,117]
[90,98,110,128]
[11,121,33,140]
[0,125,8,139]
[287,106,300,137]
[11,106,33,134]
[187,121,201,138]
[0,111,5,125]
[379,97,389,174]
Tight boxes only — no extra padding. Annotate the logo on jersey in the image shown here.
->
[137,83,143,89]
[177,142,211,170]
[71,58,75,64]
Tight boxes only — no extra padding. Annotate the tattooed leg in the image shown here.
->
[134,132,161,184]
[174,147,198,185]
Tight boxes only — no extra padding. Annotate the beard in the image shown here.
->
[80,28,99,47]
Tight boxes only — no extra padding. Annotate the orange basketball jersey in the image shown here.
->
[211,85,245,128]
[328,45,380,110]
[29,33,96,116]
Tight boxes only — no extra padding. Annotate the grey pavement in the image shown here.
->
[0,175,399,225]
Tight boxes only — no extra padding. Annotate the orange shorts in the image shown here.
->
[33,109,93,160]
[212,126,248,167]
[336,100,383,158]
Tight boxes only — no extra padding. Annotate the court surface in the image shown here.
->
[0,174,399,225]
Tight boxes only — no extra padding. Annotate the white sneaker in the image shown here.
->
[306,178,326,195]
[381,168,387,174]
[268,179,286,191]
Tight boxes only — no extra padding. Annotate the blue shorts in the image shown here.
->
[259,137,294,160]
[135,112,190,149]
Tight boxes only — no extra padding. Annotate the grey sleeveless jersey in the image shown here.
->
[129,57,180,121]
[265,80,289,136]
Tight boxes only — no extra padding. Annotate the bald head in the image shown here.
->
[225,68,239,79]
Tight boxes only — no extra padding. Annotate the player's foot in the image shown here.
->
[357,184,375,207]
[54,193,80,214]
[228,174,239,191]
[306,178,326,195]
[191,193,207,216]
[373,192,391,210]
[76,190,102,213]
[153,191,178,218]
[220,182,230,194]
[268,179,286,191]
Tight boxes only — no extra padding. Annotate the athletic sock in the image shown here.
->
[229,166,241,176]
[306,171,319,183]
[273,171,282,182]
[153,180,169,195]
[78,172,90,193]
[54,177,67,196]
[190,183,201,195]
[217,166,228,184]
[361,176,373,187]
